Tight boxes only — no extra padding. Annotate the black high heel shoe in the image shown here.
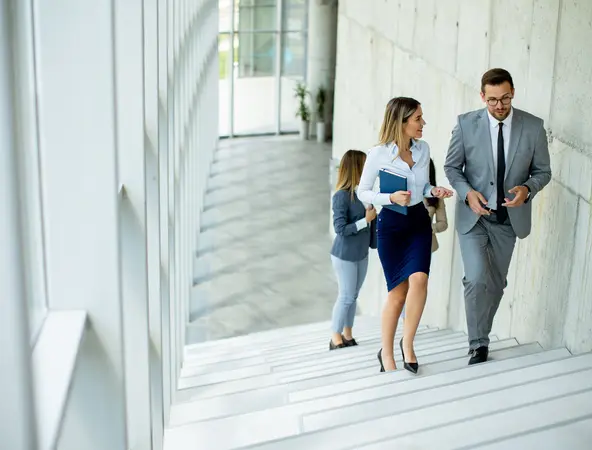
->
[400,337,419,374]
[377,349,385,373]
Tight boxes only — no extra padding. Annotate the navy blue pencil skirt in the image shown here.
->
[377,203,432,292]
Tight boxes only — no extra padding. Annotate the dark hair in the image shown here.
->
[426,158,438,207]
[481,68,514,93]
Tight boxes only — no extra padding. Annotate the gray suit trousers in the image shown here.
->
[458,212,516,349]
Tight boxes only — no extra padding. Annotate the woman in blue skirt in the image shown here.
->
[358,97,453,373]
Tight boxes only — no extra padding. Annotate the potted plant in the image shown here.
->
[315,86,327,143]
[294,82,310,140]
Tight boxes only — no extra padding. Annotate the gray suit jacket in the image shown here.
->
[330,190,375,262]
[444,108,552,239]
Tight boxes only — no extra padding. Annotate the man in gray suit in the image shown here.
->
[444,68,551,365]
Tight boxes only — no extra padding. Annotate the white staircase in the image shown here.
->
[164,317,592,449]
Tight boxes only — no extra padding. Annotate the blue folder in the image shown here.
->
[379,169,408,215]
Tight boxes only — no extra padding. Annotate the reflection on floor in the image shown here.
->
[187,135,337,344]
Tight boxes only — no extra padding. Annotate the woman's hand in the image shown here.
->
[389,191,411,206]
[431,186,454,199]
[365,205,377,222]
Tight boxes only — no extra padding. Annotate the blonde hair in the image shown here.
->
[378,97,421,157]
[336,150,367,200]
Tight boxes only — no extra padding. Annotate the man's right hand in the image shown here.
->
[466,190,491,216]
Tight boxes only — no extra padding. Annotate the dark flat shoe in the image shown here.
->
[342,336,358,347]
[329,339,346,350]
[329,339,346,351]
[377,349,385,372]
[400,337,419,374]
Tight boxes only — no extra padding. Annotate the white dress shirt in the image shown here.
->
[353,187,370,231]
[358,140,434,208]
[487,108,512,209]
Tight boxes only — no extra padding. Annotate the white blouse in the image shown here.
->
[358,140,434,207]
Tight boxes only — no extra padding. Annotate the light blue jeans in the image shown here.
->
[331,255,369,333]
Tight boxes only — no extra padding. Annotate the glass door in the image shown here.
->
[218,0,308,137]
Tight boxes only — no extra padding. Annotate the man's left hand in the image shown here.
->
[503,186,529,207]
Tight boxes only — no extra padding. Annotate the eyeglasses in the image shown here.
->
[486,96,513,106]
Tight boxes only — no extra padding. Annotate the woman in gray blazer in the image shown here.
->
[329,150,377,350]
[424,158,449,252]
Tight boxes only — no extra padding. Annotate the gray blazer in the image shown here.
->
[331,189,375,262]
[444,108,552,239]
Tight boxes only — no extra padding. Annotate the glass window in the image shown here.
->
[280,32,306,132]
[233,33,277,134]
[237,32,276,77]
[281,31,305,77]
[237,0,277,32]
[219,33,233,136]
[282,0,306,31]
[219,0,233,32]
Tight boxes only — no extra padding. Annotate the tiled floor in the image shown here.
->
[187,135,337,344]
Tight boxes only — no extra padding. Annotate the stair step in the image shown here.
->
[357,388,592,449]
[179,338,517,398]
[272,333,469,379]
[289,339,524,401]
[170,333,474,426]
[170,340,539,426]
[181,326,437,373]
[303,347,575,432]
[182,322,423,367]
[170,384,289,426]
[278,336,475,385]
[183,316,383,355]
[164,341,526,448]
[472,416,592,449]
[264,328,454,366]
[178,328,452,391]
[245,357,592,450]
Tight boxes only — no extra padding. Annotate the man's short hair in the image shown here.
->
[481,68,514,92]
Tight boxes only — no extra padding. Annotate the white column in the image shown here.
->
[113,0,154,447]
[0,1,38,447]
[144,0,165,445]
[167,0,182,393]
[306,0,338,137]
[158,0,173,417]
[33,1,127,447]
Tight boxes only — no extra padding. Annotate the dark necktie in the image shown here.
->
[496,122,508,224]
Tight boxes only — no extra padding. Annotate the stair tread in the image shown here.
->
[289,340,537,402]
[183,316,384,354]
[170,342,549,426]
[181,327,442,374]
[471,416,592,450]
[165,342,543,448]
[178,329,460,390]
[182,325,432,367]
[303,348,582,432]
[245,361,592,450]
[275,334,469,381]
[357,389,592,450]
[179,339,518,397]
[166,315,592,450]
